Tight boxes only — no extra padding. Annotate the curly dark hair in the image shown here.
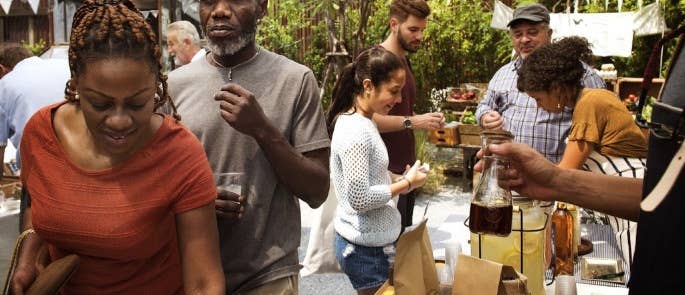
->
[517,36,595,106]
[66,0,179,120]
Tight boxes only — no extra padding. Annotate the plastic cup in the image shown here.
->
[555,275,578,295]
[214,172,244,196]
[444,240,462,282]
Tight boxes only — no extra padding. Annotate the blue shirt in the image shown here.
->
[475,57,606,163]
[0,56,70,167]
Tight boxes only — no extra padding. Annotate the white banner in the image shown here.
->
[489,2,668,57]
[0,0,12,15]
[28,0,40,14]
[180,0,200,22]
[490,0,514,30]
[551,12,634,57]
[633,2,667,37]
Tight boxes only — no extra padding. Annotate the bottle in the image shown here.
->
[552,202,574,275]
[471,196,548,295]
[469,130,514,237]
[566,204,580,260]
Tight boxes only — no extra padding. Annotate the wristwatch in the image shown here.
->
[403,117,413,129]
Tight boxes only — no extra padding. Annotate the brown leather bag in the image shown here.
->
[2,229,80,295]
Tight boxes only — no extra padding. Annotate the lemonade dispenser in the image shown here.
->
[471,197,550,295]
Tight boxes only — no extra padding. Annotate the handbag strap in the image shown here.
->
[2,229,36,295]
[641,140,685,211]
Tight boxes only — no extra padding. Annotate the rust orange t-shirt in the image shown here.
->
[20,103,216,294]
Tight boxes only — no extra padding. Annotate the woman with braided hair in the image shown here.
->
[10,0,225,293]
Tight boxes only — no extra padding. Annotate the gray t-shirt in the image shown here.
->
[167,49,330,293]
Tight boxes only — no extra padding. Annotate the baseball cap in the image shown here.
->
[507,4,550,27]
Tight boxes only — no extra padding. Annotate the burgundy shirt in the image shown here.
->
[381,56,416,174]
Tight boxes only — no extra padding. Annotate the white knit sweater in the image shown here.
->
[331,113,401,247]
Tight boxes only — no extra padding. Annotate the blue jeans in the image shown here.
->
[334,232,395,290]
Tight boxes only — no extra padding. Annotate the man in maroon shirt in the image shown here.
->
[375,0,444,229]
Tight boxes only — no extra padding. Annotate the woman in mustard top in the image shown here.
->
[517,36,647,266]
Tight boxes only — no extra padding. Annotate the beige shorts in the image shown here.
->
[241,275,299,295]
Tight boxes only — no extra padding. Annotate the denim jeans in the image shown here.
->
[334,232,395,290]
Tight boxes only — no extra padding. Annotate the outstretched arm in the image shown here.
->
[476,142,641,221]
[557,140,594,169]
[372,112,445,133]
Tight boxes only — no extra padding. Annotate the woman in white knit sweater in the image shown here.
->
[325,47,428,295]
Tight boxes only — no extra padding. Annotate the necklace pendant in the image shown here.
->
[228,68,232,81]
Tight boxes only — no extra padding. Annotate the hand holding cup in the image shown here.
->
[214,172,245,222]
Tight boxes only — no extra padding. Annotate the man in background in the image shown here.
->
[167,0,330,293]
[167,20,206,67]
[476,3,605,163]
[0,43,70,176]
[375,0,444,229]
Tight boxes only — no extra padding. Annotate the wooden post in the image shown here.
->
[158,0,171,73]
[28,16,35,44]
[47,0,54,44]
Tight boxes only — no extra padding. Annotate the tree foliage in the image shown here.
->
[258,0,685,111]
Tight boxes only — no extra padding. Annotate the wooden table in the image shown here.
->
[457,144,480,192]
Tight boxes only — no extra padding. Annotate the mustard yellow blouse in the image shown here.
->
[569,89,648,158]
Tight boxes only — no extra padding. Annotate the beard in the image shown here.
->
[173,56,186,66]
[397,28,421,53]
[206,22,258,57]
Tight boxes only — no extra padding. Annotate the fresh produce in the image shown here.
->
[641,96,656,123]
[623,93,638,111]
[623,94,656,122]
[461,110,477,125]
[450,89,477,101]
[443,112,457,123]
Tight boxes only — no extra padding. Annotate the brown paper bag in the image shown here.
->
[390,218,440,295]
[452,254,529,295]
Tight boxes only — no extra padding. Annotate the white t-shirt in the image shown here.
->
[0,56,70,167]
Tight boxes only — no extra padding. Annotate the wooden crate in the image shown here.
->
[458,123,482,146]
[429,125,460,147]
[442,99,478,112]
[615,77,665,99]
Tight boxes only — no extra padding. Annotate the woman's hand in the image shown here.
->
[403,160,428,193]
[9,236,48,295]
[10,263,38,295]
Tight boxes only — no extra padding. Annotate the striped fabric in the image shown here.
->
[476,57,606,163]
[582,150,646,268]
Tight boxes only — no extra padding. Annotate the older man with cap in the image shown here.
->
[475,3,605,163]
